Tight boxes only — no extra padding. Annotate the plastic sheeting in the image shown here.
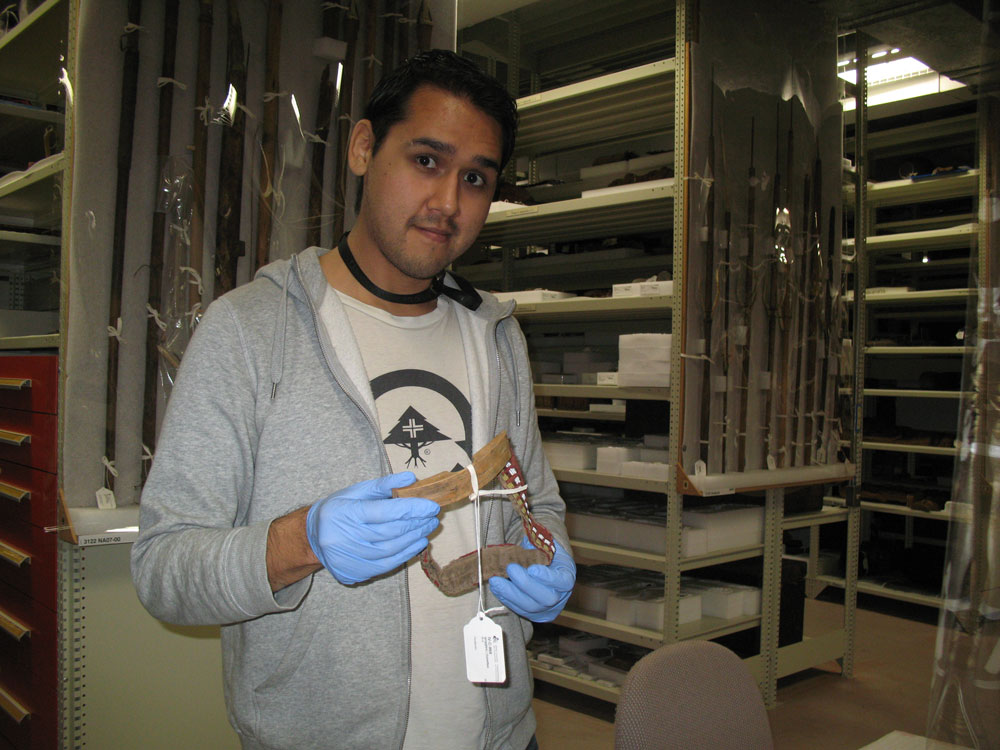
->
[62,0,457,508]
[681,1,846,481]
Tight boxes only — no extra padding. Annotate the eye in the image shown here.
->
[416,154,437,169]
[464,171,487,188]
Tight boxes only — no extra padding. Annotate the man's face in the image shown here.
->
[352,85,503,283]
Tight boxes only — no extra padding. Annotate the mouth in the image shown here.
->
[412,224,452,243]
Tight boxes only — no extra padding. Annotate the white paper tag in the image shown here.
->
[96,488,117,509]
[464,614,506,684]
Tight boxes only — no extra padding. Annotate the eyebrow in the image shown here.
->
[410,137,500,173]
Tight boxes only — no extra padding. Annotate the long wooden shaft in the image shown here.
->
[105,0,143,495]
[306,64,333,248]
[738,118,756,470]
[333,1,360,238]
[213,1,248,297]
[417,0,432,52]
[189,0,213,312]
[254,0,283,272]
[141,0,180,480]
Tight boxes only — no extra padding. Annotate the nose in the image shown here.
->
[427,174,460,218]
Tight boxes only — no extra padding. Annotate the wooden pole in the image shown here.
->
[189,0,214,312]
[141,0,180,481]
[213,1,248,297]
[254,0,283,272]
[105,0,143,498]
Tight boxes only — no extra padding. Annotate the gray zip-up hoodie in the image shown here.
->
[131,246,570,750]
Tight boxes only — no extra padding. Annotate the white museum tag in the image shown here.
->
[464,613,506,684]
[95,487,117,509]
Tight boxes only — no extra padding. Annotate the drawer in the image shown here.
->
[0,585,56,722]
[0,519,56,613]
[0,461,56,530]
[0,412,55,475]
[0,677,56,750]
[0,357,57,416]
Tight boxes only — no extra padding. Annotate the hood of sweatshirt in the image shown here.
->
[253,245,517,408]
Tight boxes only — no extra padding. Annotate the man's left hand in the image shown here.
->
[489,538,576,622]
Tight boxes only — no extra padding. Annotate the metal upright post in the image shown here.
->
[759,488,784,706]
[842,30,872,680]
[664,0,692,647]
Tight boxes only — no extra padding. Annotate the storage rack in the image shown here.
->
[460,1,858,708]
[818,51,981,610]
[0,1,72,747]
[0,0,68,352]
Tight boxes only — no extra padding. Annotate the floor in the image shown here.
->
[532,596,942,749]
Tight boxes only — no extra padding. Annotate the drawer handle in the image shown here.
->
[0,378,31,391]
[0,607,30,641]
[0,429,30,447]
[0,481,29,503]
[0,684,29,724]
[0,541,30,567]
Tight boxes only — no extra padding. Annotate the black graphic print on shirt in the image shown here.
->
[370,368,473,475]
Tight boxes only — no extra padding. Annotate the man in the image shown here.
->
[132,49,575,750]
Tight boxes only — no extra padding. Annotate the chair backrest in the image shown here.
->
[614,640,774,750]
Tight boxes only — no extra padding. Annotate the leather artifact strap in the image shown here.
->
[393,431,556,596]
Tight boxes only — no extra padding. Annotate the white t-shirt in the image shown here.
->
[320,287,485,750]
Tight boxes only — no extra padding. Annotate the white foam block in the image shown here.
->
[606,594,637,626]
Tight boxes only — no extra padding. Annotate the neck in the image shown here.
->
[319,236,438,317]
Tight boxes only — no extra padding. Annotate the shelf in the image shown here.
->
[515,58,676,156]
[861,440,957,456]
[0,228,60,267]
[554,608,762,650]
[861,389,970,400]
[569,539,764,574]
[461,249,670,291]
[864,288,975,305]
[570,540,666,572]
[782,506,850,531]
[0,151,64,228]
[0,333,59,350]
[530,662,621,703]
[552,468,669,493]
[679,461,855,497]
[536,408,625,422]
[841,223,977,255]
[479,182,673,245]
[534,384,668,401]
[864,346,972,355]
[514,294,671,322]
[844,170,979,207]
[0,0,68,106]
[554,609,663,649]
[814,575,941,608]
[775,630,847,679]
[824,495,955,522]
[679,544,764,571]
[0,100,64,170]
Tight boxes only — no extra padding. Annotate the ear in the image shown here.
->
[348,119,375,177]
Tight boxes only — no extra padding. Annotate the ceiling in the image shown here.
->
[458,0,998,95]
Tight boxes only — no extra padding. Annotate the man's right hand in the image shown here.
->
[305,472,440,585]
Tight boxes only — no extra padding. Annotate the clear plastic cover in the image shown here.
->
[62,0,457,507]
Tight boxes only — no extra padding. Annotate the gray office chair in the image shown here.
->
[614,640,774,750]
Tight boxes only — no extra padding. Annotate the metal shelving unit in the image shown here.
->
[826,49,980,610]
[475,0,857,710]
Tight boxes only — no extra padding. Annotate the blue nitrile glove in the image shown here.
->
[488,538,576,622]
[306,472,440,585]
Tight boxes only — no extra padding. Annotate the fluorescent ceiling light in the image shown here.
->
[838,56,933,85]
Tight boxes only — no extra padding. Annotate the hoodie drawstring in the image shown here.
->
[270,261,292,399]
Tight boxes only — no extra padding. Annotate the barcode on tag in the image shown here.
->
[463,614,506,684]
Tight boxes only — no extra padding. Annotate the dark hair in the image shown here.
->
[364,49,518,172]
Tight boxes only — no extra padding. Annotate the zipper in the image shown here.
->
[290,256,414,749]
[482,313,517,749]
